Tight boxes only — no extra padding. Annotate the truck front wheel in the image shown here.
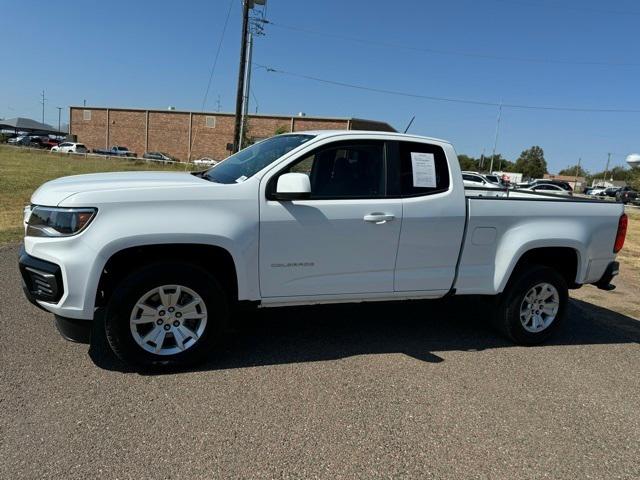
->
[492,265,568,345]
[104,262,227,368]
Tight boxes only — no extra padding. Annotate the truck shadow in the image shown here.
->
[88,297,640,374]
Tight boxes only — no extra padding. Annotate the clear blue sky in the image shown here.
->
[2,0,639,172]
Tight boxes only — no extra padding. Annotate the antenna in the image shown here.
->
[403,115,415,133]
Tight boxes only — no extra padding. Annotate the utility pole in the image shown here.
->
[57,107,62,133]
[489,101,502,173]
[40,90,47,124]
[480,148,486,170]
[216,95,221,113]
[601,153,611,186]
[233,0,251,153]
[238,31,254,150]
[574,157,581,190]
[233,0,266,152]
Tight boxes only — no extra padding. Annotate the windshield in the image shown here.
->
[204,134,315,184]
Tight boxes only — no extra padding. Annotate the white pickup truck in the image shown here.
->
[19,131,628,368]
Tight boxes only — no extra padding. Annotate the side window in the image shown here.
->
[397,141,450,196]
[282,141,386,199]
[463,174,482,183]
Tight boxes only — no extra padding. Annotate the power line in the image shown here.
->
[255,63,640,113]
[189,0,234,162]
[199,0,234,111]
[264,20,640,67]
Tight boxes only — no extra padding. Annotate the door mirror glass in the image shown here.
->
[275,173,311,200]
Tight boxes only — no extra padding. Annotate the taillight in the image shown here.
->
[614,213,628,253]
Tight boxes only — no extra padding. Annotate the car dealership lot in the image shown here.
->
[1,245,638,479]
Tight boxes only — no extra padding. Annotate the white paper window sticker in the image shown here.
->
[410,152,436,188]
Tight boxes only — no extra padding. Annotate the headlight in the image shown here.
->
[26,206,97,238]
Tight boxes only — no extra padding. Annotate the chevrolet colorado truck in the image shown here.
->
[19,131,627,368]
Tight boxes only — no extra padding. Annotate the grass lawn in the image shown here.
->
[0,145,199,244]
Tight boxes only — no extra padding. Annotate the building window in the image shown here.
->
[83,110,92,121]
[205,116,216,128]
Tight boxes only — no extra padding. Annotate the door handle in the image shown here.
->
[363,213,395,224]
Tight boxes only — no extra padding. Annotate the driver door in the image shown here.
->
[259,139,402,298]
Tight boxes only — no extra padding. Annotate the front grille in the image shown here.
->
[19,250,64,303]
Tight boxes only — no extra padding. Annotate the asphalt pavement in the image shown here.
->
[1,244,638,479]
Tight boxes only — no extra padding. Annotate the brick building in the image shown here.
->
[69,107,395,162]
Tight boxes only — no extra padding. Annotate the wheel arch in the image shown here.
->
[498,245,581,293]
[95,243,239,308]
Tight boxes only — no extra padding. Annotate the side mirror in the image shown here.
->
[274,173,311,200]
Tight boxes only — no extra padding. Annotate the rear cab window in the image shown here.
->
[388,141,450,197]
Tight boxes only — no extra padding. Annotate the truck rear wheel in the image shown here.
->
[104,262,227,369]
[492,265,568,345]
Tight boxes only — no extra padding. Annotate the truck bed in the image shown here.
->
[454,190,624,295]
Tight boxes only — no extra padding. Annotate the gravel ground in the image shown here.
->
[1,244,638,479]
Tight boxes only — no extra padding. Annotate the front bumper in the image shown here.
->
[20,238,101,320]
[18,245,64,307]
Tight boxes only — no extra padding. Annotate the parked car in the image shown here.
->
[10,135,41,146]
[8,135,26,145]
[51,142,88,154]
[601,187,621,198]
[143,151,176,163]
[193,157,218,166]
[589,186,607,196]
[19,131,626,369]
[41,138,61,149]
[483,173,504,186]
[520,179,573,193]
[93,145,136,157]
[462,172,505,197]
[615,186,638,204]
[523,184,573,196]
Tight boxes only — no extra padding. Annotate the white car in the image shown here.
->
[462,172,505,197]
[193,157,218,167]
[588,187,607,196]
[51,142,88,154]
[523,184,572,196]
[20,130,625,369]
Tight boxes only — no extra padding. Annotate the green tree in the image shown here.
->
[274,125,289,135]
[558,165,588,177]
[457,154,479,171]
[514,146,548,179]
[629,169,640,190]
[488,154,514,172]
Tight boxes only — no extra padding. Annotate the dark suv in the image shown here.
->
[615,186,638,204]
[528,179,573,192]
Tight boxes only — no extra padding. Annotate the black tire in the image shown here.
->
[104,262,228,369]
[492,265,568,345]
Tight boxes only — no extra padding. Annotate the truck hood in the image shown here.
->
[31,171,208,206]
